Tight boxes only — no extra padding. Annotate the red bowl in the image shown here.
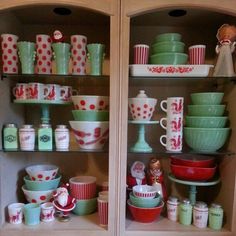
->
[127,199,164,223]
[170,155,215,168]
[170,163,217,181]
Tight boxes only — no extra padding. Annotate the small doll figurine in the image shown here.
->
[147,158,167,201]
[52,30,65,43]
[213,24,236,76]
[52,185,76,222]
[127,161,147,189]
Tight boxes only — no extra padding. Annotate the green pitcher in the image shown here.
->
[52,42,71,75]
[87,43,105,76]
[17,41,35,74]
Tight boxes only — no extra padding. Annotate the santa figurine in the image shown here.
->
[52,30,65,43]
[147,158,167,201]
[52,184,76,222]
[127,161,147,190]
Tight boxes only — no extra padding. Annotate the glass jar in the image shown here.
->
[19,124,35,151]
[167,196,179,222]
[193,201,208,228]
[179,198,192,225]
[54,125,69,151]
[3,123,18,150]
[38,124,53,151]
[209,203,223,230]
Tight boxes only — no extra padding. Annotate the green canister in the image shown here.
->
[209,203,223,230]
[179,198,192,226]
[38,124,53,151]
[3,124,18,150]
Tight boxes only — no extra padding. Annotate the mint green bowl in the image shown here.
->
[184,127,230,152]
[151,41,185,54]
[129,192,161,208]
[191,92,224,105]
[72,110,109,121]
[185,116,228,128]
[155,33,182,42]
[72,198,97,216]
[150,52,188,65]
[187,105,225,116]
[24,175,61,191]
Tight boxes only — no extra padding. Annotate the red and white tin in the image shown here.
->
[133,44,149,64]
[188,45,206,65]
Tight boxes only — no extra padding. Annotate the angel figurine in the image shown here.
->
[213,24,236,76]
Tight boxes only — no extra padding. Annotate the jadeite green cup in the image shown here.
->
[129,192,161,208]
[72,198,97,216]
[155,33,182,42]
[87,43,105,75]
[17,41,35,74]
[185,116,228,128]
[52,43,70,75]
[187,105,225,116]
[190,92,224,105]
[72,110,109,121]
[23,203,40,225]
[184,127,230,152]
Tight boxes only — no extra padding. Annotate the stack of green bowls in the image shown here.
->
[150,33,188,65]
[184,92,230,152]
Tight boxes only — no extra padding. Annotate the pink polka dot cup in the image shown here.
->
[128,90,157,121]
[25,164,59,181]
[71,35,87,75]
[1,33,19,74]
[71,95,109,111]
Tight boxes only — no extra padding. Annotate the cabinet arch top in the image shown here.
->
[123,0,236,18]
[0,0,113,16]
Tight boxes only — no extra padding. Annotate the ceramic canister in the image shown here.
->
[179,199,192,226]
[193,201,208,228]
[209,203,224,230]
[55,125,69,151]
[167,196,179,222]
[19,124,35,151]
[3,123,18,150]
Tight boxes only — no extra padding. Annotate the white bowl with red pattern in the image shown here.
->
[71,95,109,111]
[25,164,59,181]
[69,121,109,150]
[132,185,158,199]
[22,185,54,204]
[128,96,157,121]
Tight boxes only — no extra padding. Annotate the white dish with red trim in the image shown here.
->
[129,64,213,77]
[132,185,157,199]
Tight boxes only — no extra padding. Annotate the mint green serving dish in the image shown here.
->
[150,52,188,65]
[185,116,228,128]
[187,105,225,117]
[191,92,224,105]
[72,110,109,121]
[155,33,182,42]
[129,192,161,208]
[72,198,97,216]
[184,127,230,152]
[151,41,185,54]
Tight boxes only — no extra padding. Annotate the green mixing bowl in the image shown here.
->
[151,41,185,54]
[191,92,224,105]
[72,198,97,216]
[72,110,109,121]
[184,127,230,152]
[155,33,182,42]
[129,192,161,208]
[150,52,188,65]
[187,105,225,116]
[185,116,228,128]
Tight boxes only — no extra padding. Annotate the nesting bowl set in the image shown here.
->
[184,92,230,152]
[69,95,109,150]
[150,33,188,65]
[22,164,60,204]
[127,184,164,223]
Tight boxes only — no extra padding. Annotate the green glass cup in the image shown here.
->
[17,41,35,74]
[52,43,71,75]
[23,203,40,225]
[87,43,105,76]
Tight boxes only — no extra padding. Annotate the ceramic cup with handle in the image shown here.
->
[44,84,67,101]
[27,82,50,100]
[160,97,184,116]
[12,83,28,100]
[160,132,182,152]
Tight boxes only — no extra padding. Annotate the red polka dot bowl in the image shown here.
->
[128,96,157,121]
[69,121,109,150]
[25,164,59,181]
[24,175,61,191]
[71,95,109,111]
[22,185,55,204]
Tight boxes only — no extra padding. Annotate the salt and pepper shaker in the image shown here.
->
[38,124,53,151]
[19,124,35,151]
[55,125,70,151]
[167,196,179,222]
[179,198,192,226]
[209,203,224,230]
[3,123,18,150]
[193,201,208,228]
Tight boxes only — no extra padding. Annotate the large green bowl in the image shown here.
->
[155,33,182,42]
[187,105,225,117]
[72,198,97,216]
[184,127,230,152]
[129,192,161,208]
[151,41,185,54]
[191,92,224,105]
[24,175,61,191]
[185,116,228,128]
[150,52,188,65]
[72,110,109,121]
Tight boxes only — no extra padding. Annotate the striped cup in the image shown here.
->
[188,45,206,65]
[133,44,149,64]
[69,176,97,200]
[97,198,108,227]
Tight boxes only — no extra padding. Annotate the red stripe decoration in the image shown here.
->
[98,200,108,226]
[133,45,149,64]
[70,182,97,199]
[189,45,205,65]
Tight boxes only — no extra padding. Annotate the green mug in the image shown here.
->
[52,43,71,75]
[17,41,35,74]
[87,43,105,76]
